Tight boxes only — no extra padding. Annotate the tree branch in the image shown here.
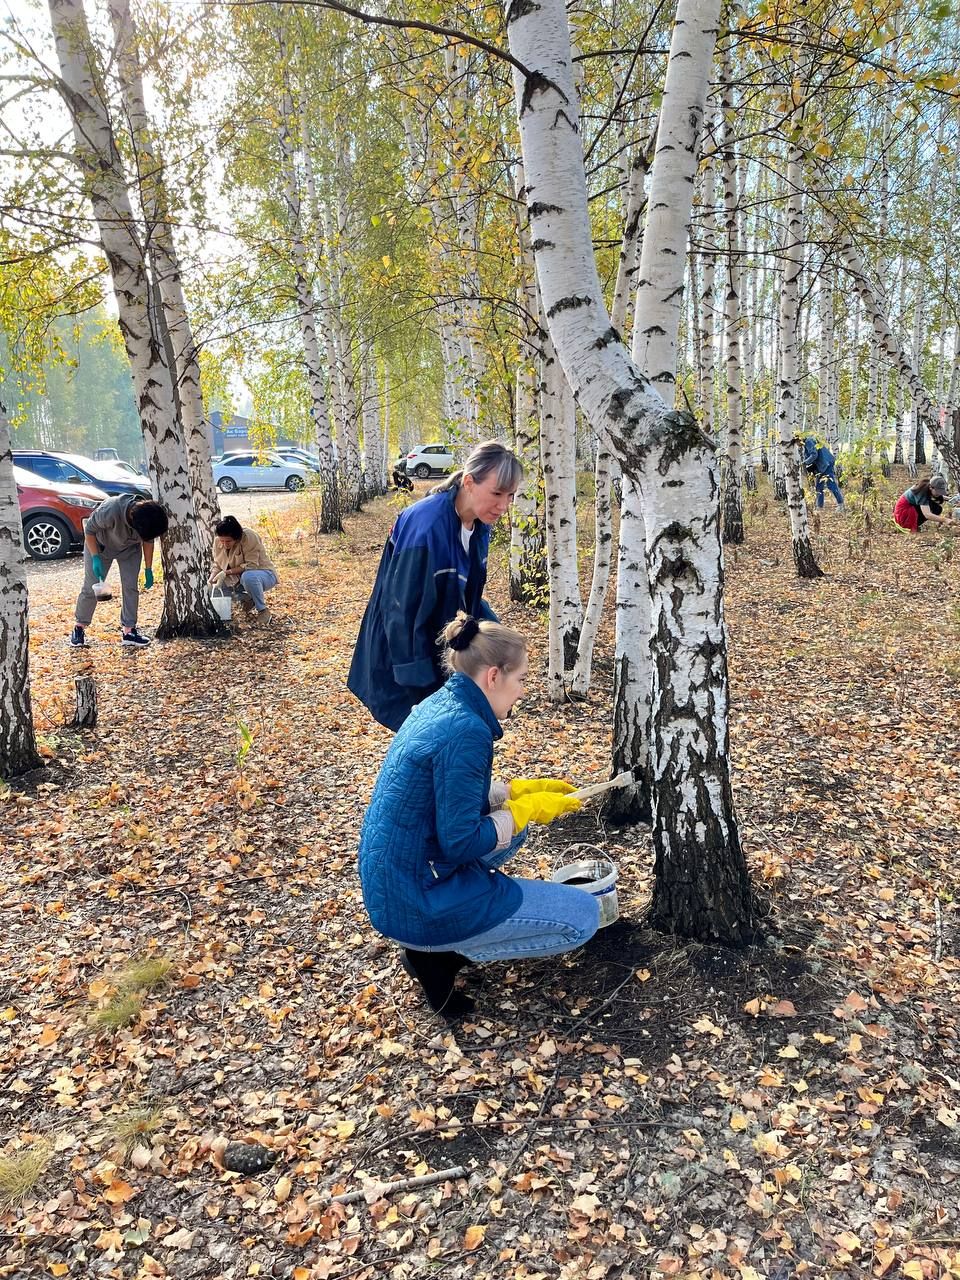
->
[205,0,537,81]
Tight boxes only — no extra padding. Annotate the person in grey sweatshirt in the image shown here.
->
[70,494,168,648]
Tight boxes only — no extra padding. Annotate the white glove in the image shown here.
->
[488,780,509,808]
[490,809,515,850]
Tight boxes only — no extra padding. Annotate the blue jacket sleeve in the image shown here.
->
[478,598,498,623]
[432,725,498,865]
[382,541,442,687]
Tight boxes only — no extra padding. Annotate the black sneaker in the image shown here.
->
[121,628,151,647]
[69,625,87,648]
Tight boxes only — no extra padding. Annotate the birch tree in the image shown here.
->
[0,405,40,779]
[48,0,221,638]
[507,0,757,943]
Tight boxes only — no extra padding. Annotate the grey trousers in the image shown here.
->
[75,546,142,629]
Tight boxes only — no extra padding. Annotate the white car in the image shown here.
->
[213,450,309,493]
[403,443,456,479]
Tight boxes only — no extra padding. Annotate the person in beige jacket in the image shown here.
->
[210,515,278,625]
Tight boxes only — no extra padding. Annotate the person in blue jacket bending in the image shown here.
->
[348,440,522,731]
[357,613,600,1020]
[802,436,844,508]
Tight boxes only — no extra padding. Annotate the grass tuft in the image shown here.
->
[117,956,173,994]
[107,1103,165,1155]
[0,1142,51,1208]
[90,993,142,1030]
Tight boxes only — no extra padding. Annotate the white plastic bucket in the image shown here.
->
[551,854,619,928]
[211,585,233,622]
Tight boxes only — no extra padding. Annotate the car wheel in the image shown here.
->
[217,477,238,493]
[285,474,306,491]
[414,463,431,479]
[22,515,71,560]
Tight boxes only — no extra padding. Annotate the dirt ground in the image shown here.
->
[2,471,960,1280]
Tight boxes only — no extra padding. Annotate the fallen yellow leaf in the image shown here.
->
[463,1224,486,1250]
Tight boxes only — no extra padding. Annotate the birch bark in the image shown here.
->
[107,0,219,540]
[776,147,822,577]
[507,0,756,942]
[277,54,342,531]
[719,48,743,544]
[48,0,221,638]
[0,406,40,779]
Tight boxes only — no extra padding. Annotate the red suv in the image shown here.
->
[15,465,107,560]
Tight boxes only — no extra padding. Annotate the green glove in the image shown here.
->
[143,566,154,590]
[91,554,105,581]
[509,778,575,799]
[504,791,581,831]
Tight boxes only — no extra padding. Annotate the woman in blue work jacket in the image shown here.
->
[348,440,522,731]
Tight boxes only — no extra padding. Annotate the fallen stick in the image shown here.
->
[330,1164,467,1205]
[568,770,634,802]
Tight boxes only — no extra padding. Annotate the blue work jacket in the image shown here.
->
[347,487,496,731]
[357,673,523,948]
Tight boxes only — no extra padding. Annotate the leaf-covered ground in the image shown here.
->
[2,470,960,1280]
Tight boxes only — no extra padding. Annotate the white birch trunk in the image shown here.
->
[540,328,583,694]
[833,223,960,486]
[507,0,756,940]
[777,148,822,577]
[698,153,718,434]
[49,0,220,638]
[719,51,743,544]
[509,166,547,604]
[276,56,341,532]
[569,140,646,694]
[107,0,219,540]
[0,407,40,778]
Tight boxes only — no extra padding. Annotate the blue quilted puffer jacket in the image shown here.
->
[358,672,523,948]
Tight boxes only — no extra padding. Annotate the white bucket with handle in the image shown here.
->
[211,584,233,622]
[551,848,620,928]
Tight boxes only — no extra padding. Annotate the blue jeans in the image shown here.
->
[234,569,277,611]
[815,474,843,508]
[401,831,601,963]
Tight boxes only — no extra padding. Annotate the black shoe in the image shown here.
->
[401,949,474,1019]
[69,625,87,648]
[121,628,151,647]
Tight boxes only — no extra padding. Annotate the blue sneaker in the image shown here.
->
[121,628,151,647]
[69,625,87,648]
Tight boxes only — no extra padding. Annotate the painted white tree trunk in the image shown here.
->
[107,0,219,541]
[0,407,39,778]
[49,0,220,638]
[506,0,756,941]
[776,149,822,577]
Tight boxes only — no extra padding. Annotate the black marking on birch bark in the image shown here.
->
[505,0,541,24]
[530,239,555,252]
[546,295,592,318]
[520,70,565,116]
[528,201,563,218]
[592,327,621,350]
[553,109,579,133]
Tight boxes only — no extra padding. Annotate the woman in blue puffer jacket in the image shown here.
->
[357,613,600,1019]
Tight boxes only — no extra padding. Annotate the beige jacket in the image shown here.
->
[211,529,276,584]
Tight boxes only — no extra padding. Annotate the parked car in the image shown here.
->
[13,449,152,499]
[403,442,455,479]
[213,450,309,493]
[15,465,107,560]
[275,448,321,472]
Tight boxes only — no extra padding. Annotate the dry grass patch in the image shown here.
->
[0,1142,51,1209]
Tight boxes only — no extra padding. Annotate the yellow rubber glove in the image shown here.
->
[504,791,581,830]
[509,778,575,798]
